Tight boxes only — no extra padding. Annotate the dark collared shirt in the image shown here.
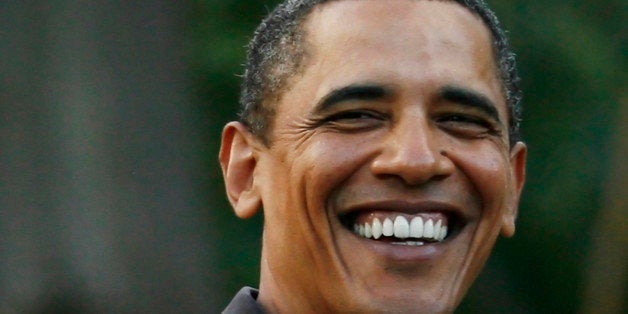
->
[223,287,265,314]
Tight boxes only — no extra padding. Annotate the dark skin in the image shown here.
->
[313,84,503,138]
[220,1,526,312]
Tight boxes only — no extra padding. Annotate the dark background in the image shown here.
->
[1,0,625,313]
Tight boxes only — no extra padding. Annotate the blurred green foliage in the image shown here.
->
[189,0,626,312]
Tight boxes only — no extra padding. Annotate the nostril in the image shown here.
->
[370,148,454,186]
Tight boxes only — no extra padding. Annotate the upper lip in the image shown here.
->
[338,199,465,217]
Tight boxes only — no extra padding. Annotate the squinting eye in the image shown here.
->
[436,114,498,137]
[321,110,386,131]
[327,111,379,121]
[440,114,490,127]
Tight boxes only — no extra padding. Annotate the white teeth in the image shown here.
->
[424,219,434,238]
[433,219,442,240]
[393,216,410,239]
[434,220,448,241]
[439,226,448,241]
[391,241,424,246]
[353,216,448,243]
[372,218,382,239]
[364,223,372,238]
[409,217,424,238]
[382,218,394,237]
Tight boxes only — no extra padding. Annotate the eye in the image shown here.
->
[436,113,499,137]
[327,110,379,121]
[439,114,490,127]
[322,110,386,131]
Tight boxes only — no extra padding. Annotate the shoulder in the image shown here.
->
[222,287,265,314]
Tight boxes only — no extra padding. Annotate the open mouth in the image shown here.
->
[341,211,462,246]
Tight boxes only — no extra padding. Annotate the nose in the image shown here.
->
[370,115,454,185]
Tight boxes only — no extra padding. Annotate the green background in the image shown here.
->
[1,0,624,313]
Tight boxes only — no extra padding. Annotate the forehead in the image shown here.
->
[279,0,502,107]
[267,0,508,138]
[309,0,491,50]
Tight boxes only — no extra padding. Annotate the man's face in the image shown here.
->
[227,0,526,312]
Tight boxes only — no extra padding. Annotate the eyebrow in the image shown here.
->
[315,84,390,112]
[315,84,502,123]
[438,85,502,123]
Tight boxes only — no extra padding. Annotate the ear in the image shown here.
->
[219,121,262,219]
[500,141,527,237]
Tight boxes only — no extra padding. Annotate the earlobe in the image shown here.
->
[501,141,527,237]
[219,122,262,219]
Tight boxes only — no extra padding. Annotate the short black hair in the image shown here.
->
[239,0,522,146]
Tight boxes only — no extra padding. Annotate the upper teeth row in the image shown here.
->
[353,216,447,241]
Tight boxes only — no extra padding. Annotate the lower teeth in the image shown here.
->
[391,241,424,246]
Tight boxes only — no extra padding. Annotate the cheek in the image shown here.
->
[260,133,375,235]
[449,142,511,215]
[301,134,376,199]
[260,135,375,294]
[447,143,512,282]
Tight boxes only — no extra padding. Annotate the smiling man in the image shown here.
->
[219,0,526,312]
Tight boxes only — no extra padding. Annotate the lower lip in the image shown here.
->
[355,233,447,263]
